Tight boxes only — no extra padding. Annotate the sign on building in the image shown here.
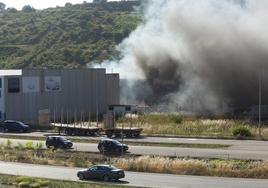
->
[45,76,61,91]
[22,77,40,93]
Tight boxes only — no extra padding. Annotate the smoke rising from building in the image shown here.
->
[99,0,268,114]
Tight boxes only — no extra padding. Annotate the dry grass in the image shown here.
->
[0,143,100,167]
[1,142,268,179]
[115,156,268,178]
[0,174,135,188]
[119,114,268,138]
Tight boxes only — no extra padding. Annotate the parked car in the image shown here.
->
[45,136,73,149]
[98,138,128,153]
[77,165,125,181]
[2,120,29,133]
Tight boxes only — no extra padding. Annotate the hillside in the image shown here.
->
[0,1,141,69]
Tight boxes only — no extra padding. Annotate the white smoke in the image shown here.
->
[98,0,268,114]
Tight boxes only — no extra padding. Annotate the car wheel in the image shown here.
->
[103,175,110,182]
[78,173,84,180]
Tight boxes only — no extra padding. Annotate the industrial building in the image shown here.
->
[0,69,120,124]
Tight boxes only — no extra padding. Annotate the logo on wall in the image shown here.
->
[22,77,40,93]
[45,76,61,91]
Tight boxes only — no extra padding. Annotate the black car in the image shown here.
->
[98,139,128,153]
[2,120,29,133]
[45,136,73,149]
[77,165,125,181]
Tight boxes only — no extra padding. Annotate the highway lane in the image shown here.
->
[2,131,268,151]
[0,161,268,188]
[1,137,268,160]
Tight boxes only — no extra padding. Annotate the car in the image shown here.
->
[45,136,73,149]
[77,165,125,181]
[2,120,29,133]
[98,138,128,153]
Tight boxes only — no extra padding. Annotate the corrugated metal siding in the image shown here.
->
[4,69,119,124]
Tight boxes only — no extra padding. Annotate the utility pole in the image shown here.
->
[96,73,99,128]
[259,68,262,137]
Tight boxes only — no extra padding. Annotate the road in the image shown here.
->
[0,161,268,188]
[1,137,268,160]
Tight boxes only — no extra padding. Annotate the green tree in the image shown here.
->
[22,5,35,13]
[0,2,6,11]
[93,0,107,3]
[6,7,17,13]
[65,2,72,7]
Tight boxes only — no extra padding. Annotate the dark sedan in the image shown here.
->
[77,165,125,181]
[2,120,29,133]
[98,139,128,153]
[45,136,73,149]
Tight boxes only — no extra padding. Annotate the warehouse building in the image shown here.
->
[0,69,120,124]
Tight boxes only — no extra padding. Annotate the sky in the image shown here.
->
[0,0,118,10]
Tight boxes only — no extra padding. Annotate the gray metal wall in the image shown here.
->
[4,69,120,124]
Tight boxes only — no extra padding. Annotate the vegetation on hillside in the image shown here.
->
[0,1,141,69]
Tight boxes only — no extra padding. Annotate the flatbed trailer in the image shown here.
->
[53,124,101,136]
[105,127,143,138]
[52,123,142,138]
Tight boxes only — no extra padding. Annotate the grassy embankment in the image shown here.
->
[0,140,268,179]
[118,114,268,139]
[0,174,134,188]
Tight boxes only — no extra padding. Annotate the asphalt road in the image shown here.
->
[1,137,268,160]
[0,161,268,188]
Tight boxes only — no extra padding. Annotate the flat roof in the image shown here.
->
[0,70,22,76]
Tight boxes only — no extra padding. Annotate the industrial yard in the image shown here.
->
[0,0,268,188]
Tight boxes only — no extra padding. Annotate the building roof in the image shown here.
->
[0,70,22,76]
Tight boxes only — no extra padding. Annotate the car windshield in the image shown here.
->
[112,140,122,145]
[18,122,26,127]
[108,165,118,170]
[89,166,97,171]
[58,137,68,142]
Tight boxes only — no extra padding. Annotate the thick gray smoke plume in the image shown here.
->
[99,0,268,114]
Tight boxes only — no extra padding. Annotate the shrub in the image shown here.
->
[25,142,34,150]
[5,139,12,149]
[232,126,251,138]
[169,114,183,124]
[16,176,50,188]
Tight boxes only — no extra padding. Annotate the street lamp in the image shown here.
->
[258,67,262,137]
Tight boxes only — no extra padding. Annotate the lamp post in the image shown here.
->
[258,67,262,137]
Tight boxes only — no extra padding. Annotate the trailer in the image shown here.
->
[52,123,142,138]
[104,127,143,138]
[103,112,143,138]
[51,107,143,137]
[53,123,101,136]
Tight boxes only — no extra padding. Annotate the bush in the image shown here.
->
[16,176,50,188]
[169,114,183,124]
[25,142,34,150]
[5,139,12,149]
[232,127,251,138]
